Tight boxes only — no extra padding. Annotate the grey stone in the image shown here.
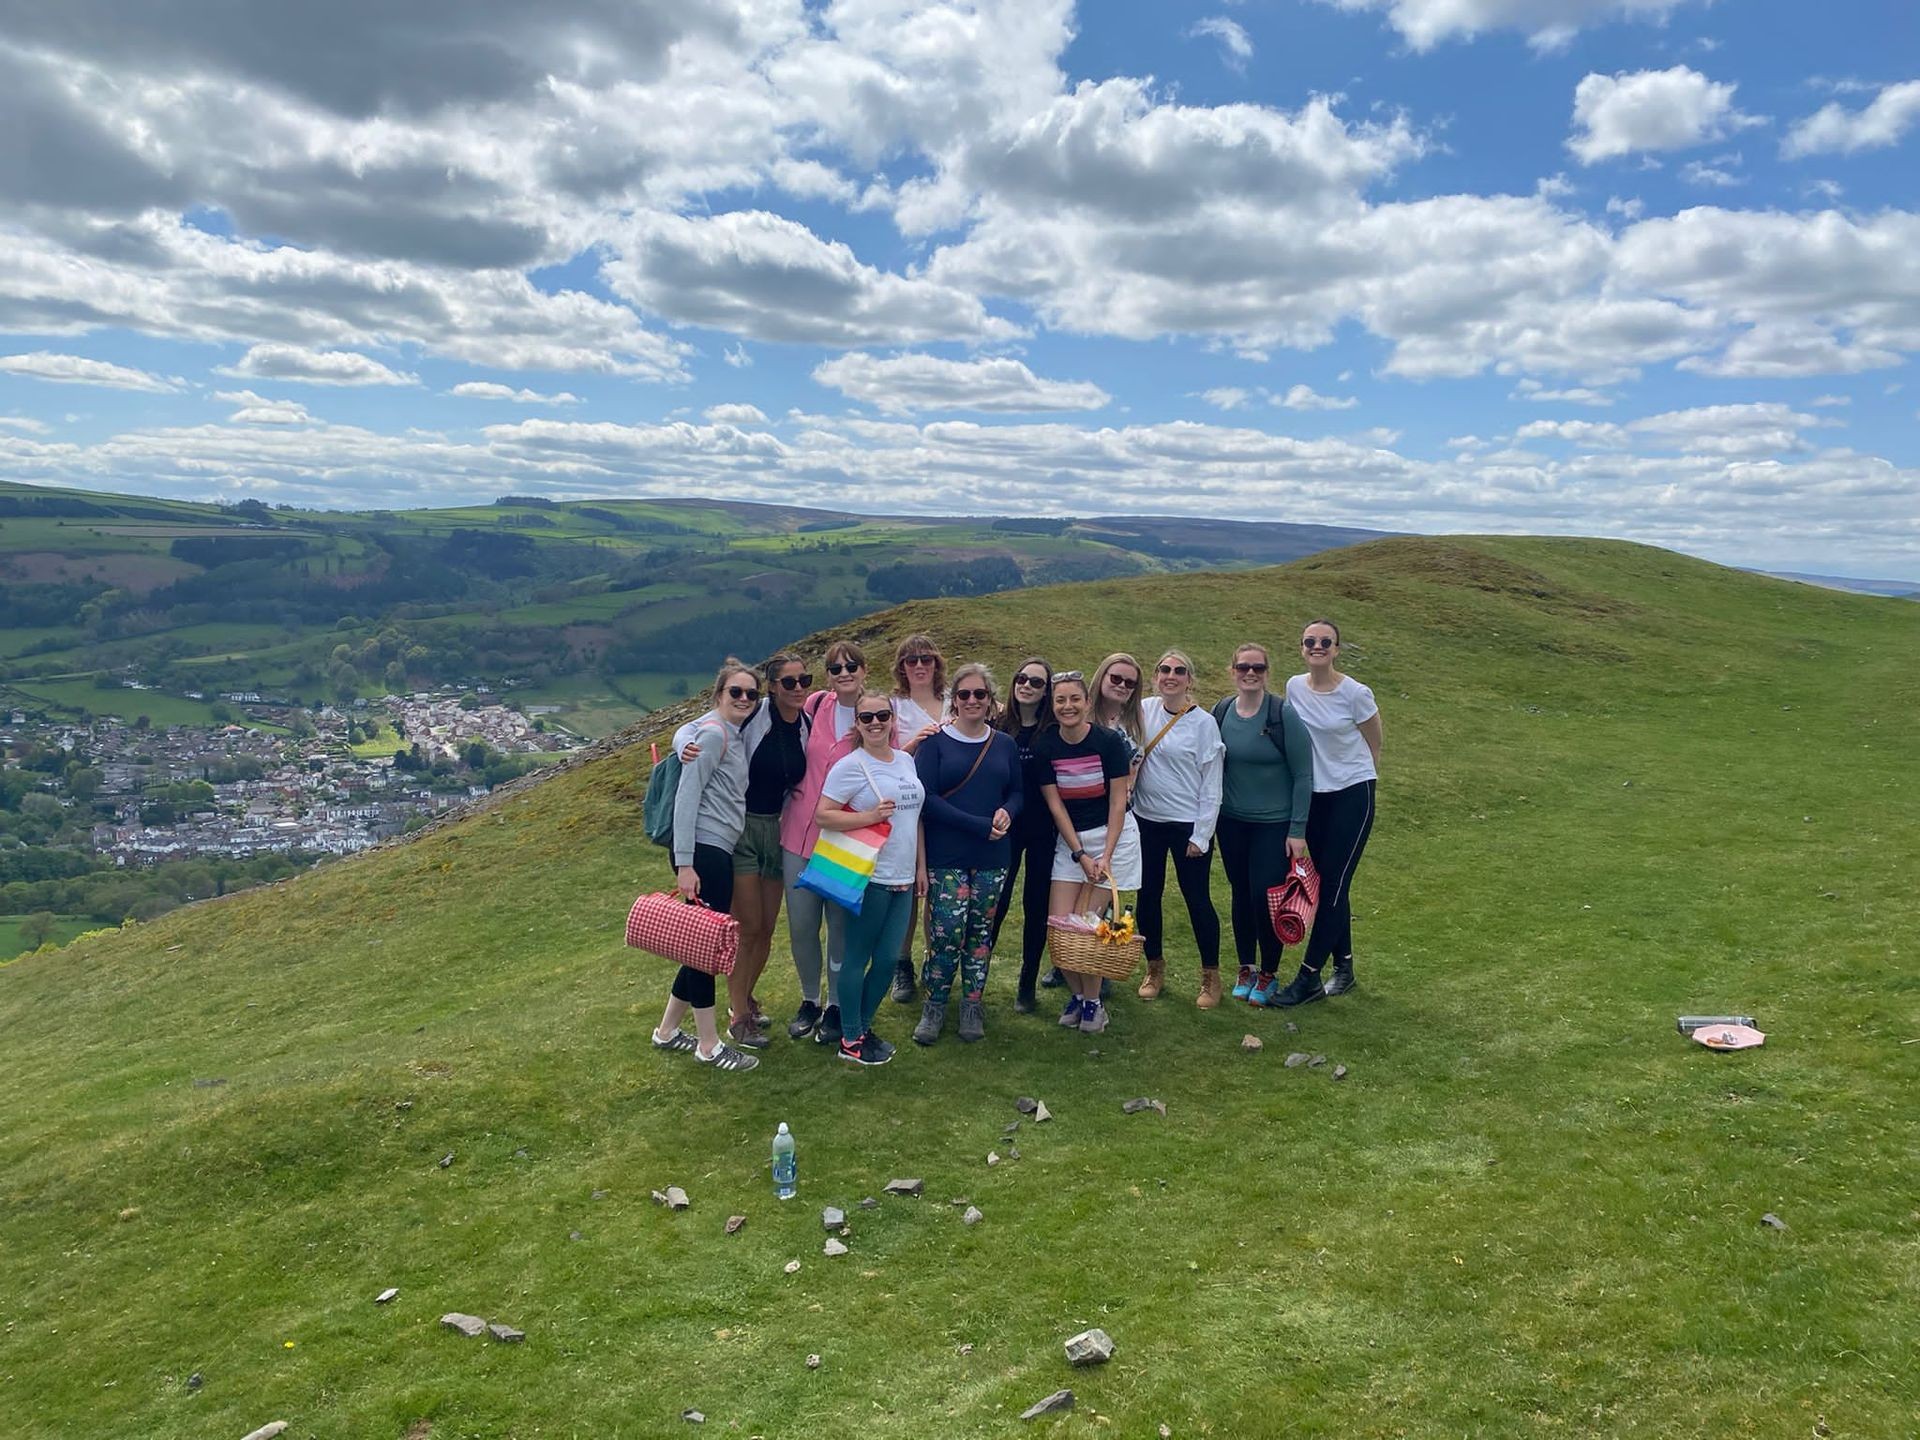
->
[652,1189,670,1206]
[375,1288,399,1304]
[1284,1052,1310,1068]
[1285,1022,1298,1034]
[1003,1120,1021,1136]
[513,1147,529,1159]
[884,1178,924,1196]
[1761,1212,1788,1231]
[682,1409,705,1424]
[488,1323,525,1343]
[1308,1054,1327,1068]
[1008,1145,1021,1160]
[240,1425,289,1440]
[725,1215,746,1235]
[1034,1101,1052,1123]
[859,1197,879,1210]
[1122,1097,1166,1115]
[963,1206,983,1226]
[438,1153,455,1169]
[806,1353,822,1369]
[987,1151,1001,1166]
[1241,1034,1263,1052]
[441,1313,487,1337]
[823,1238,849,1257]
[1333,1065,1348,1081]
[950,1197,972,1206]
[569,1230,585,1241]
[1020,1389,1075,1420]
[192,1077,226,1088]
[784,1259,802,1274]
[665,1187,690,1211]
[591,1189,608,1200]
[1014,1096,1038,1114]
[822,1206,846,1230]
[395,1100,413,1111]
[957,1342,974,1356]
[1065,1327,1115,1365]
[1160,1426,1173,1438]
[186,1372,202,1391]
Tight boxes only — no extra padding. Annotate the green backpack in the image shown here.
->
[641,724,725,849]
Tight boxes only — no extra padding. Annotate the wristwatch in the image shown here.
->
[1069,848,1087,862]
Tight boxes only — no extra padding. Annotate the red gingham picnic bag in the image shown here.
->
[625,892,739,976]
[1267,853,1321,947]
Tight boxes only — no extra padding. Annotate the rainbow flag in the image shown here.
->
[795,813,893,913]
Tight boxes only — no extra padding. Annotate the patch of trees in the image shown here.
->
[494,496,558,508]
[865,554,1025,603]
[1026,553,1144,586]
[600,601,872,673]
[1,851,308,924]
[797,518,859,533]
[0,496,114,517]
[572,507,641,531]
[169,536,312,567]
[1,580,108,626]
[992,517,1071,535]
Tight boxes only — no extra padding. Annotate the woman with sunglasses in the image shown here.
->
[1279,619,1381,1005]
[1035,671,1139,1035]
[1209,642,1313,1006]
[912,662,1023,1044]
[886,633,947,1004]
[649,659,761,1073]
[1132,648,1226,1007]
[778,639,878,1045]
[720,650,812,1049]
[817,691,928,1066]
[989,656,1055,1011]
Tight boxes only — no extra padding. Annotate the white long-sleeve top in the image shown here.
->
[1129,696,1225,851]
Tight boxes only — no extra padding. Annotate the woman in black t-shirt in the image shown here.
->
[988,655,1054,1011]
[725,651,810,1048]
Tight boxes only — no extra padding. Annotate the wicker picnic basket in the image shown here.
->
[1045,877,1143,982]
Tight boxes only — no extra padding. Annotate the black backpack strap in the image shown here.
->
[1263,695,1288,766]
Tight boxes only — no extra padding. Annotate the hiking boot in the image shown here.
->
[1013,988,1037,1015]
[814,1004,844,1046]
[912,1000,947,1046]
[1138,957,1165,999]
[1323,958,1358,997]
[727,1017,771,1050]
[695,1041,759,1072]
[787,998,823,1039]
[957,997,986,1042]
[1274,969,1326,1007]
[749,995,771,1028]
[1230,965,1257,1000]
[1040,966,1066,989]
[1058,996,1085,1028]
[1196,969,1223,1009]
[1247,972,1280,1007]
[1078,1000,1110,1034]
[891,959,917,1003]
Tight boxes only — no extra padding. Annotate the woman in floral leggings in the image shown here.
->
[911,662,1024,1044]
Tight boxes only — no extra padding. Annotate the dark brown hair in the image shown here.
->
[997,655,1054,734]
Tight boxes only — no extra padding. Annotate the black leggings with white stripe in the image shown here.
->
[1302,780,1375,972]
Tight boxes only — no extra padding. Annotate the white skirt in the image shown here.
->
[1051,815,1142,889]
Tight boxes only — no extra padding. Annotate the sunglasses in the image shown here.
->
[726,685,760,701]
[902,653,936,667]
[826,662,861,676]
[953,687,991,702]
[1105,673,1138,690]
[1157,664,1189,677]
[856,709,893,725]
[1232,661,1269,674]
[776,673,813,690]
[1053,671,1084,684]
[1013,672,1047,687]
[1302,637,1336,650]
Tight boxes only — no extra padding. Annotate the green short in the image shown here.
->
[732,812,784,878]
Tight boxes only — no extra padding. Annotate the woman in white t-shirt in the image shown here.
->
[886,632,948,1004]
[1278,617,1382,1006]
[818,690,927,1067]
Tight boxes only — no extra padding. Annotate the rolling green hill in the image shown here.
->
[3,537,1916,1438]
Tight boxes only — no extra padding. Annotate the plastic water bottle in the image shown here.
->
[772,1122,797,1200]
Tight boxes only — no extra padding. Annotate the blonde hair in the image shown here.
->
[892,633,947,700]
[1090,652,1145,743]
[709,656,755,700]
[950,660,997,700]
[1158,648,1197,682]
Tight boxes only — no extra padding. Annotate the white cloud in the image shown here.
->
[703,402,769,424]
[0,351,182,393]
[723,345,753,369]
[1515,418,1629,447]
[1679,156,1745,187]
[1276,383,1358,411]
[1196,387,1252,411]
[1513,379,1616,406]
[0,415,52,433]
[217,343,417,387]
[1568,67,1762,165]
[812,352,1110,415]
[213,388,314,425]
[1319,0,1703,51]
[1784,81,1920,158]
[449,382,582,405]
[1809,394,1851,408]
[1190,17,1253,68]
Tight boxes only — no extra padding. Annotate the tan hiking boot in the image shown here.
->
[1196,969,1223,1009]
[1138,957,1166,999]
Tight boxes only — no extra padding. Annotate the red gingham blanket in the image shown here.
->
[625,892,739,975]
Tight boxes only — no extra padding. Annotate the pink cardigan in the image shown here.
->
[778,690,899,859]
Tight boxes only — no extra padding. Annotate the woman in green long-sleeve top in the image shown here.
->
[1208,642,1313,1007]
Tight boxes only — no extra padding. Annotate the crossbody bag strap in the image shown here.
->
[1137,706,1188,765]
[939,732,992,798]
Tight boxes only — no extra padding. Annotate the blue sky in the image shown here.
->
[0,0,1915,575]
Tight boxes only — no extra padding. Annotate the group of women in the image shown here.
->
[649,625,1381,1071]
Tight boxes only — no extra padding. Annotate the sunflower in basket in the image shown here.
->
[1095,911,1137,945]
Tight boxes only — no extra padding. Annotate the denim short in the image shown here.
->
[732,812,784,878]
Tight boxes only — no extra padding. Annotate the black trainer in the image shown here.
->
[890,959,917,1004]
[1274,969,1325,1007]
[862,1032,897,1066]
[1013,989,1037,1015]
[1039,966,1066,989]
[814,1004,843,1046]
[787,998,823,1039]
[1323,959,1358,997]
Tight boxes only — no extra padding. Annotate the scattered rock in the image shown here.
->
[859,1197,879,1210]
[591,1189,608,1200]
[987,1151,1001,1167]
[440,1313,487,1338]
[438,1153,455,1169]
[1008,1145,1021,1160]
[1308,1055,1327,1068]
[1285,1022,1298,1034]
[1284,1052,1309,1068]
[192,1077,226,1088]
[569,1230,585,1242]
[1241,1034,1263,1053]
[822,1206,846,1230]
[1122,1097,1166,1115]
[1034,1101,1052,1123]
[1332,1065,1348,1081]
[950,1197,972,1206]
[665,1187,690,1210]
[186,1372,202,1392]
[963,1206,983,1226]
[1019,1389,1075,1420]
[1761,1212,1788,1231]
[1003,1121,1020,1136]
[1014,1096,1038,1115]
[512,1147,529,1159]
[488,1323,525,1343]
[240,1425,290,1440]
[682,1409,705,1424]
[725,1215,747,1235]
[652,1189,670,1206]
[884,1178,924,1196]
[1159,1427,1172,1439]
[823,1238,849,1257]
[375,1288,399,1304]
[395,1100,413,1111]
[1065,1327,1115,1366]
[957,1342,974,1356]
[806,1353,822,1370]
[1087,1049,1100,1059]
[784,1260,802,1274]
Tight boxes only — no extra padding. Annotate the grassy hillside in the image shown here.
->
[2,537,1916,1438]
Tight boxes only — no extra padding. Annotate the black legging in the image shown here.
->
[1135,816,1220,969]
[669,842,736,1008]
[1216,813,1293,976]
[989,822,1055,996]
[1302,780,1375,972]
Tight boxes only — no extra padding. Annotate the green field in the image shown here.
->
[0,913,95,962]
[4,537,1916,1438]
